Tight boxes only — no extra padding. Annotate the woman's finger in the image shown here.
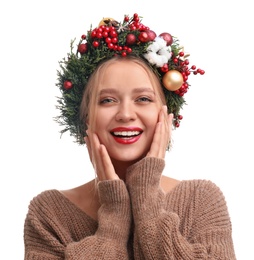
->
[99,144,118,180]
[86,129,118,181]
[167,113,173,149]
[86,130,104,179]
[147,122,160,157]
[147,106,172,158]
[147,107,164,158]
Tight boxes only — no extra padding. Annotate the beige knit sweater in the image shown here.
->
[24,157,236,259]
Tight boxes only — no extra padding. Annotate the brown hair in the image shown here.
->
[79,55,166,139]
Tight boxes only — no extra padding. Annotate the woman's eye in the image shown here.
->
[137,96,152,102]
[99,98,115,104]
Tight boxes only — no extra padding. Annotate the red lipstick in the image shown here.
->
[110,127,143,144]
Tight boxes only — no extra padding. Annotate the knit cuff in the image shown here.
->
[98,179,130,205]
[126,157,165,191]
[96,180,131,241]
[126,157,165,220]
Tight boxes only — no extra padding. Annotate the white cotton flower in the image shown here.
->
[156,37,167,48]
[146,41,160,52]
[143,36,172,67]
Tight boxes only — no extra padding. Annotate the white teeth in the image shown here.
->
[113,131,140,136]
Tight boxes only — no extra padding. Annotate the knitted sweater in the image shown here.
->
[24,157,236,259]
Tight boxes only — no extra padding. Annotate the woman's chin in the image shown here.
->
[105,139,151,163]
[110,149,147,164]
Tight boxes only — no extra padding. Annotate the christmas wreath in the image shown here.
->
[55,13,205,145]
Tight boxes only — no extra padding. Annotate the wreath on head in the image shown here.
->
[55,13,205,145]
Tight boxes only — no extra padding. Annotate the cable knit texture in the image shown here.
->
[24,157,236,259]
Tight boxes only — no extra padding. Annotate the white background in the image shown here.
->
[1,0,253,259]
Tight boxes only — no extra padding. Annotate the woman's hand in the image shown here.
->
[146,105,173,159]
[85,130,119,181]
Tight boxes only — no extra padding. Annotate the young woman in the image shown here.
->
[24,13,236,259]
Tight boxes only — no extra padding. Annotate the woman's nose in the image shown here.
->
[115,103,136,122]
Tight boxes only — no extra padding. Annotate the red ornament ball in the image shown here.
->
[126,33,137,45]
[159,32,173,46]
[78,43,88,54]
[63,80,73,90]
[146,30,156,41]
[138,31,149,42]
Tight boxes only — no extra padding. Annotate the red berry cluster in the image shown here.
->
[174,114,183,128]
[77,13,156,57]
[90,25,132,57]
[173,52,205,97]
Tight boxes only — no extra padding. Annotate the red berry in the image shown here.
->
[110,30,117,38]
[105,37,111,43]
[129,24,136,30]
[104,27,110,32]
[96,32,103,38]
[63,80,72,90]
[124,15,129,22]
[133,13,139,20]
[107,43,114,49]
[91,30,97,38]
[102,31,108,38]
[92,41,99,47]
[111,37,118,44]
[160,64,169,73]
[174,121,180,127]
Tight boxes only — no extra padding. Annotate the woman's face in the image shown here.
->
[93,60,163,164]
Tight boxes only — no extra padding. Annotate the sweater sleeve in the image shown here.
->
[126,157,236,260]
[24,180,131,260]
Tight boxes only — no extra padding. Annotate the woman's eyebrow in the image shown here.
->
[98,87,155,95]
[98,88,119,95]
[132,88,155,94]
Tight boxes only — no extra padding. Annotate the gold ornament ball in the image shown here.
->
[99,17,114,26]
[162,70,184,91]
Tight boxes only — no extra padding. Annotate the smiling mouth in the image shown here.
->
[111,131,142,138]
